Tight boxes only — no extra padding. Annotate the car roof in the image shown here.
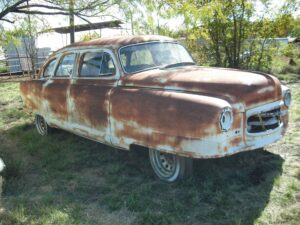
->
[64,35,176,49]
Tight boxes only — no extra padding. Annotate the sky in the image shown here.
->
[1,0,300,52]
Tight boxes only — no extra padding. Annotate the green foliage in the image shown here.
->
[0,63,8,73]
[269,45,300,81]
[290,18,300,37]
[79,32,101,41]
[162,0,299,71]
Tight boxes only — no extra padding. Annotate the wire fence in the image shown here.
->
[0,56,49,74]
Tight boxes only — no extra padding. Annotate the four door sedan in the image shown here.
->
[20,35,291,182]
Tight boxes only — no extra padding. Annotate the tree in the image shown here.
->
[118,0,170,35]
[290,17,300,37]
[164,0,299,70]
[0,0,120,43]
[0,0,117,23]
[164,0,254,68]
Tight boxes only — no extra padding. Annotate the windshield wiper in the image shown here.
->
[160,62,196,69]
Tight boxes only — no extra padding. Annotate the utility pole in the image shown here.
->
[26,0,36,78]
[69,0,75,43]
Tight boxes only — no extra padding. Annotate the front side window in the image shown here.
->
[119,42,195,74]
[100,52,116,75]
[79,52,116,77]
[43,58,57,77]
[55,54,76,77]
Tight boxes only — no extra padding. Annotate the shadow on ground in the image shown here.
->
[0,123,284,225]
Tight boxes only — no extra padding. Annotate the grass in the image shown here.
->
[271,56,300,83]
[0,77,299,225]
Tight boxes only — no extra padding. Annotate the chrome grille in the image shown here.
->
[247,107,281,133]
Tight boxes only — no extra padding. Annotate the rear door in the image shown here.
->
[20,57,58,115]
[43,53,76,126]
[68,49,118,144]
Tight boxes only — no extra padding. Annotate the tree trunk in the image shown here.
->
[69,0,75,44]
[256,38,267,71]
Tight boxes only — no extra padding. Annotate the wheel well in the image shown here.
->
[129,144,149,152]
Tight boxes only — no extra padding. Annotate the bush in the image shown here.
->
[0,64,8,73]
[279,64,300,75]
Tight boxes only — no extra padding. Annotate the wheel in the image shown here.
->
[35,115,49,136]
[149,148,193,182]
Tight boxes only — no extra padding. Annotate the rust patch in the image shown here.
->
[112,88,222,135]
[280,105,289,135]
[120,67,282,108]
[230,137,242,147]
[20,80,44,111]
[110,88,226,150]
[43,79,69,120]
[232,109,243,129]
[69,79,114,128]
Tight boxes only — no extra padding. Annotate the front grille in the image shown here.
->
[247,107,281,133]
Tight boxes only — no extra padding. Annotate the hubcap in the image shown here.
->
[36,115,47,135]
[149,149,178,180]
[159,152,175,173]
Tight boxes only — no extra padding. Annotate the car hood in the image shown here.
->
[119,66,282,109]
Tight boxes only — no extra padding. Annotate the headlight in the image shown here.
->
[219,107,233,132]
[283,90,291,107]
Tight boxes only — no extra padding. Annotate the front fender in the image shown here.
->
[109,88,242,157]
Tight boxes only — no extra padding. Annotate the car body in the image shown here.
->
[20,35,291,182]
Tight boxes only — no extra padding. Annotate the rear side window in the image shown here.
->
[55,54,76,77]
[79,52,116,77]
[43,58,57,77]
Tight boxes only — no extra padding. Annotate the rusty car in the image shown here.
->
[20,35,291,182]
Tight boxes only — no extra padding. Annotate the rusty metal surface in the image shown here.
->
[19,36,290,159]
[119,66,282,108]
[65,35,174,48]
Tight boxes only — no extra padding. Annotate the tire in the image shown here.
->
[149,148,193,182]
[35,115,49,136]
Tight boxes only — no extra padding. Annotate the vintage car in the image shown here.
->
[20,35,291,182]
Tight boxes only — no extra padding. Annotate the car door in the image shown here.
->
[21,57,58,117]
[68,50,118,144]
[43,53,76,127]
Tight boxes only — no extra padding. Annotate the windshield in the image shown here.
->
[119,42,195,74]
